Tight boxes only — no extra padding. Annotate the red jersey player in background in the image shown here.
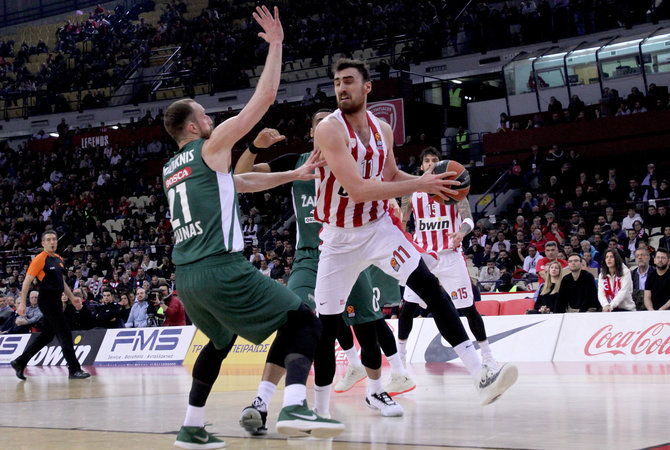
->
[397,147,504,375]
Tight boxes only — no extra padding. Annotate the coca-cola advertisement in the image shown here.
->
[554,312,670,361]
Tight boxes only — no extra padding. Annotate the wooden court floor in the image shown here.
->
[1,362,670,449]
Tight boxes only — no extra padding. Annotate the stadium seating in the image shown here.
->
[474,300,500,316]
[499,299,536,316]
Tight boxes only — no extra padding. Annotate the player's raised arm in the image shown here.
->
[203,6,283,157]
[234,128,286,174]
[315,119,459,204]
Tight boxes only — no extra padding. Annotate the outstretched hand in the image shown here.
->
[293,150,326,181]
[254,128,286,149]
[253,6,283,45]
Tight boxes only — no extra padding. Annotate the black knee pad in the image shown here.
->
[375,319,398,356]
[337,323,354,350]
[193,337,236,385]
[268,303,321,365]
[353,322,381,370]
[398,301,419,340]
[313,313,343,387]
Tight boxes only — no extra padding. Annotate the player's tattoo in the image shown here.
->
[457,199,473,234]
[400,194,412,229]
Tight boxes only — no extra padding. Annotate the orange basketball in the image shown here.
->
[429,159,471,205]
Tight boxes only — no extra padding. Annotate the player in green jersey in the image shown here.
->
[163,7,343,448]
[234,111,415,435]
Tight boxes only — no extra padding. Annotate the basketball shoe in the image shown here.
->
[477,362,518,406]
[174,425,225,449]
[384,374,416,397]
[365,391,404,417]
[276,400,345,438]
[239,396,268,436]
[334,365,366,393]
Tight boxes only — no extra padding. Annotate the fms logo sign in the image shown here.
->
[0,335,31,365]
[95,326,196,366]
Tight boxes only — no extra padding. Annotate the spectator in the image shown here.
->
[243,218,259,245]
[544,221,565,246]
[529,261,563,314]
[631,248,651,310]
[125,287,149,328]
[478,260,501,292]
[0,291,42,334]
[536,241,568,284]
[523,244,541,275]
[491,231,511,254]
[511,239,528,269]
[466,239,486,267]
[529,228,547,253]
[259,259,271,276]
[301,88,314,105]
[559,254,598,312]
[622,208,643,230]
[658,226,670,251]
[157,284,185,326]
[118,292,132,323]
[0,295,13,327]
[598,249,635,312]
[644,248,670,311]
[94,288,123,328]
[62,293,94,331]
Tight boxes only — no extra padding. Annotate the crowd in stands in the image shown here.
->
[498,84,670,132]
[2,0,667,114]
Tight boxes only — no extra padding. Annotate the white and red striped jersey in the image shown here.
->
[411,192,462,253]
[314,109,389,228]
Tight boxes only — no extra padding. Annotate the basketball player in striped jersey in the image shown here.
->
[311,58,517,418]
[398,148,507,384]
[234,116,415,434]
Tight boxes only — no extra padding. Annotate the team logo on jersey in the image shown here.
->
[374,132,382,147]
[346,305,356,318]
[390,257,401,272]
[165,167,192,189]
[349,138,358,148]
[451,291,458,300]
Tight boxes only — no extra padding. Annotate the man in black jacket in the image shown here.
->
[559,254,598,312]
[631,248,652,310]
[63,294,94,331]
[94,288,122,328]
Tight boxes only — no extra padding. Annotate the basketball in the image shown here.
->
[429,160,471,204]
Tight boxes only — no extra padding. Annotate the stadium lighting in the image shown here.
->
[450,79,463,84]
[112,125,119,130]
[49,132,59,137]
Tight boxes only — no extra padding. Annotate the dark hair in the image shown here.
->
[601,249,624,278]
[545,241,558,249]
[101,287,115,296]
[657,248,669,257]
[164,99,196,141]
[311,108,332,127]
[333,58,370,82]
[419,147,441,162]
[568,254,583,262]
[41,230,57,241]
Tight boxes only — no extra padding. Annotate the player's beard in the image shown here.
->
[337,90,365,114]
[197,122,212,139]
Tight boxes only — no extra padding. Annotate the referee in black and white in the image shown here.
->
[10,230,91,380]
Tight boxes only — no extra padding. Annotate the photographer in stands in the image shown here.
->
[156,283,185,326]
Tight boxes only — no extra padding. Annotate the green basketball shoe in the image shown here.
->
[174,425,225,449]
[276,400,345,438]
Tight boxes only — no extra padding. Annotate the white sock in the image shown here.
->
[397,339,407,358]
[367,375,383,396]
[256,381,276,410]
[479,340,493,360]
[386,352,407,376]
[454,340,482,377]
[343,347,362,367]
[314,384,332,413]
[282,383,306,408]
[183,405,205,428]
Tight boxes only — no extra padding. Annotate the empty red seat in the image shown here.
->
[499,298,536,315]
[474,300,500,316]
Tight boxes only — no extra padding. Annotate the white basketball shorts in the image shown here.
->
[404,250,474,309]
[314,215,432,315]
